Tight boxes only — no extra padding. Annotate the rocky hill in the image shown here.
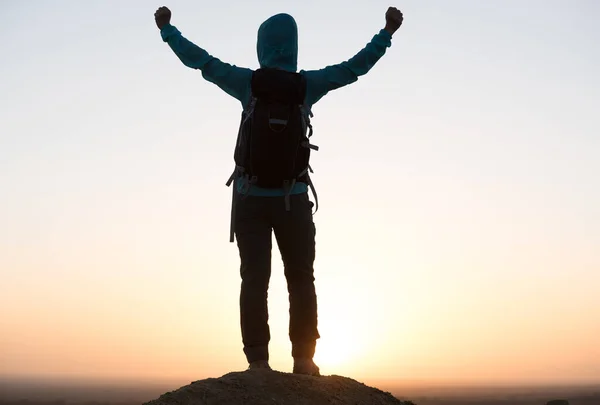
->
[143,369,415,405]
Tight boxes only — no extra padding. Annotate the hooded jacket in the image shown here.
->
[161,13,392,196]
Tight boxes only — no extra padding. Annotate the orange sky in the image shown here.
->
[1,0,599,387]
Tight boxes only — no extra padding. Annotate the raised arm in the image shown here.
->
[154,6,252,105]
[303,7,404,106]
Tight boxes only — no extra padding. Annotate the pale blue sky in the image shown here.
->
[1,0,599,385]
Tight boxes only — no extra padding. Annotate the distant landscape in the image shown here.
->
[1,377,598,405]
[386,383,600,405]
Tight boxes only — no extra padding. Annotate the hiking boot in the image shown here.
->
[293,358,320,376]
[248,360,272,371]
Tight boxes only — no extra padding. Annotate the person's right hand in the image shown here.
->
[154,6,171,30]
[384,7,403,36]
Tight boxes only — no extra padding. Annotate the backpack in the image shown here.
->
[225,68,319,242]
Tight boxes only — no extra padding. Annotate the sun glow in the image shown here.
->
[312,303,370,374]
[314,334,358,371]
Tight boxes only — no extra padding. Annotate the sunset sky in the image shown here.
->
[1,0,599,388]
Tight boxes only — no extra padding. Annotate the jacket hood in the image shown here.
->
[257,13,298,72]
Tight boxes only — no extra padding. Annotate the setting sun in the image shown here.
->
[313,312,361,371]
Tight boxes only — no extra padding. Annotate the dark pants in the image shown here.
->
[234,192,320,363]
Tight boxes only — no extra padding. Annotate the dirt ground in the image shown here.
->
[143,369,414,405]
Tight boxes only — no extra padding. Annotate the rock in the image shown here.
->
[143,369,413,405]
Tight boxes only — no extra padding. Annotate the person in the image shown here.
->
[154,5,403,376]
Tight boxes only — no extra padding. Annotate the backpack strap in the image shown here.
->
[228,173,237,243]
[307,173,319,215]
[282,179,297,212]
[226,166,242,243]
[301,140,319,151]
[226,168,257,243]
[296,165,319,215]
[241,97,257,128]
[300,104,314,137]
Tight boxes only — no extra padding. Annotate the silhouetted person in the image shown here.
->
[154,5,403,375]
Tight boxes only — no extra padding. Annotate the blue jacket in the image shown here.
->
[160,13,393,196]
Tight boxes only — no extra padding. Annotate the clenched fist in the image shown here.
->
[154,6,171,30]
[384,7,403,35]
